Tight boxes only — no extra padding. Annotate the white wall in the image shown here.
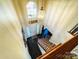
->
[0,0,27,59]
[23,23,41,39]
[44,0,77,44]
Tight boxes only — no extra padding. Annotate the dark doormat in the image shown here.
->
[27,37,42,59]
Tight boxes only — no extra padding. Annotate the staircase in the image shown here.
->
[38,38,55,52]
[37,35,78,59]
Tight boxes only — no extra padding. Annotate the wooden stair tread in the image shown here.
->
[38,38,55,51]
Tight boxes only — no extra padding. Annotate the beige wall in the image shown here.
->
[12,0,27,26]
[0,0,27,59]
[44,0,77,44]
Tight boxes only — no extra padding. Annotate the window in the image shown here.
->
[26,1,37,19]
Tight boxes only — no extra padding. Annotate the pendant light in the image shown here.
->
[40,0,44,10]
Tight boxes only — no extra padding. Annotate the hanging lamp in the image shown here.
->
[40,0,44,10]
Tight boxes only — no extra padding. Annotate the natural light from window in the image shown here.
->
[26,1,37,19]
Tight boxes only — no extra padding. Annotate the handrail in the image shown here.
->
[37,43,62,59]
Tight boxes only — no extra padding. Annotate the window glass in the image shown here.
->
[26,1,37,19]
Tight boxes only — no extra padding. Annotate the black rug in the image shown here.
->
[27,37,42,59]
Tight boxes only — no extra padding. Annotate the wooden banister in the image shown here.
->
[37,43,62,59]
[37,35,78,59]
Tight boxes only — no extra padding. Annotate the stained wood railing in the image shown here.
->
[37,35,78,59]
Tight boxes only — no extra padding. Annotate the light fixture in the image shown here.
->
[38,0,45,19]
[40,0,44,10]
